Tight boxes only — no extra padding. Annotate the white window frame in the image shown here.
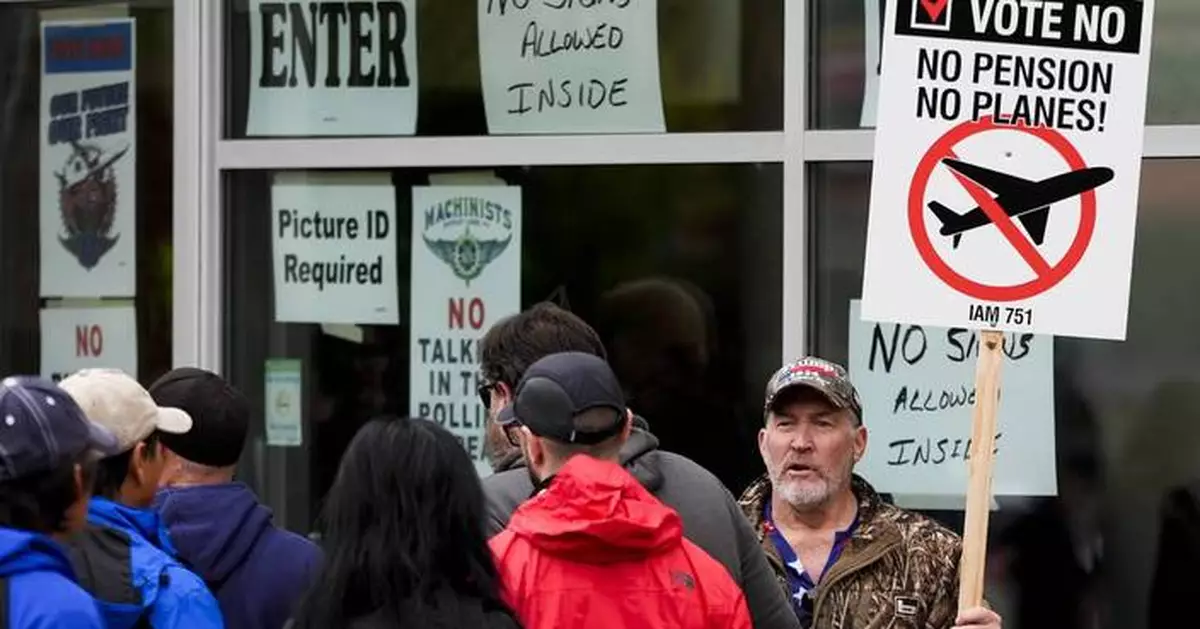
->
[171,0,1199,372]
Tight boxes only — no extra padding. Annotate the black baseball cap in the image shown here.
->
[496,352,628,445]
[149,368,250,467]
[0,376,121,481]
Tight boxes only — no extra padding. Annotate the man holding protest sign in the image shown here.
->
[739,357,1002,629]
[851,0,1155,624]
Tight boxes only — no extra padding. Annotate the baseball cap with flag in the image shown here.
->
[0,376,122,481]
[58,368,193,453]
[764,357,863,423]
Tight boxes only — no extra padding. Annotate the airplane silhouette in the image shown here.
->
[928,158,1114,249]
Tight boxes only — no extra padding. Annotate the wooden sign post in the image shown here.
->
[957,330,1005,611]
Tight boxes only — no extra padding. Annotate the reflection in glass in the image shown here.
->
[812,0,1200,128]
[224,0,782,137]
[0,1,174,381]
[224,163,782,533]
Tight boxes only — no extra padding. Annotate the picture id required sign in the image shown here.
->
[271,171,400,325]
[860,0,1155,341]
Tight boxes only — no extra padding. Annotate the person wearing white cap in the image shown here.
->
[57,368,225,629]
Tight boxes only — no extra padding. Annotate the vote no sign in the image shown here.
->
[860,0,1155,341]
[40,305,138,382]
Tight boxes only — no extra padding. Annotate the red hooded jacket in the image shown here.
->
[490,455,753,629]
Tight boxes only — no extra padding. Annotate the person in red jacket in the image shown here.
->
[489,351,753,629]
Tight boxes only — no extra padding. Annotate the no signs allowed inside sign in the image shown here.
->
[860,0,1155,341]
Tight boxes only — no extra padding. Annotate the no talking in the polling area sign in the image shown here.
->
[860,0,1154,341]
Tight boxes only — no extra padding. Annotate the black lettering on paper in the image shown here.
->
[486,0,639,116]
[257,1,412,90]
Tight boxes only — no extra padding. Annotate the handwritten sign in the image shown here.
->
[409,185,522,477]
[40,19,137,298]
[247,0,419,136]
[271,171,399,324]
[847,299,1057,496]
[478,0,665,134]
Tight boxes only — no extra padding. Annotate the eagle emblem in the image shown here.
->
[423,226,511,286]
[55,140,128,270]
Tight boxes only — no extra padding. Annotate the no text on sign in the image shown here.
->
[909,116,1101,304]
[860,0,1155,341]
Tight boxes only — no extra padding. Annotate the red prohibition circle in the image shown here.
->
[908,116,1097,302]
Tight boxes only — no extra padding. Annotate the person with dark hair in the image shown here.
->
[149,367,321,629]
[479,301,608,473]
[58,368,224,629]
[490,352,752,629]
[0,375,122,628]
[289,415,520,629]
[480,303,800,629]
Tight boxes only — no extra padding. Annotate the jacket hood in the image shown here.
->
[153,483,273,584]
[89,497,177,556]
[620,421,664,491]
[0,527,76,580]
[507,455,682,563]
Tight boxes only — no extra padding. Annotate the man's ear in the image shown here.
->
[521,427,545,469]
[621,409,634,439]
[73,463,86,499]
[854,424,868,462]
[495,381,513,407]
[128,442,148,486]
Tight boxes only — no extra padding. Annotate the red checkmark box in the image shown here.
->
[921,0,950,22]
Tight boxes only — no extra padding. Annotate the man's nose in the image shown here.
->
[788,429,815,452]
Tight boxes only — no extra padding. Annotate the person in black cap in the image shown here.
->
[489,352,753,629]
[480,303,799,629]
[0,376,121,628]
[149,368,321,629]
[493,351,632,492]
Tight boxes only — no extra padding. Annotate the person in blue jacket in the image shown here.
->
[0,375,123,628]
[58,368,225,629]
[150,367,321,629]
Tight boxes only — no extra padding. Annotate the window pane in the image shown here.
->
[224,163,782,532]
[811,159,1200,629]
[812,0,1200,128]
[0,1,173,383]
[224,0,782,137]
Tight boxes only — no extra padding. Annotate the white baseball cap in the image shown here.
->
[58,368,193,453]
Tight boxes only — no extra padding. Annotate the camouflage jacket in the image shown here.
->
[739,474,963,629]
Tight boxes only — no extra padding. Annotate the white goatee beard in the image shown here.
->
[769,457,854,511]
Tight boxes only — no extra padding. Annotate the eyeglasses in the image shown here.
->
[503,421,522,447]
[479,381,522,446]
[477,382,495,408]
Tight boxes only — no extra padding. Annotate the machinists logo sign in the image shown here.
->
[421,195,514,286]
[409,184,522,478]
